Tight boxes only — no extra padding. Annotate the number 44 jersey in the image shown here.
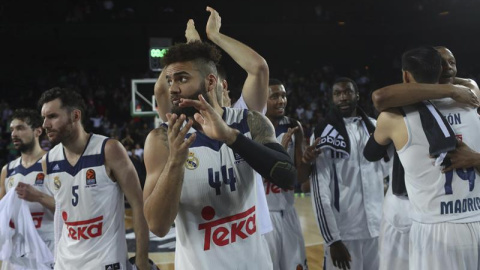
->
[46,134,128,270]
[399,99,480,224]
[173,107,272,270]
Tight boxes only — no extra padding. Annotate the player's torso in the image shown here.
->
[6,157,54,238]
[175,108,270,269]
[46,134,127,269]
[400,104,480,223]
[264,117,295,212]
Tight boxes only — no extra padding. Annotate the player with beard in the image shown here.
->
[309,77,390,270]
[38,88,150,270]
[143,41,297,270]
[368,46,479,270]
[0,108,55,269]
[262,78,310,269]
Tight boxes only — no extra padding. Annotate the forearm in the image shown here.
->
[37,193,55,213]
[144,162,184,237]
[455,77,480,97]
[296,161,312,184]
[372,83,455,111]
[132,203,149,264]
[228,133,296,189]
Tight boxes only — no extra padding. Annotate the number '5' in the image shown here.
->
[72,185,79,206]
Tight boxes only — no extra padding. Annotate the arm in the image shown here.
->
[154,68,170,122]
[0,165,6,199]
[206,6,269,112]
[104,139,149,270]
[143,114,195,237]
[372,83,479,112]
[290,120,310,184]
[444,140,480,173]
[454,77,480,98]
[15,182,55,212]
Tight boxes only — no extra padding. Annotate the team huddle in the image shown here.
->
[1,6,480,270]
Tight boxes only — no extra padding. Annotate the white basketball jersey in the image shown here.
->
[399,103,480,223]
[174,108,272,270]
[264,116,295,212]
[5,157,54,244]
[46,134,128,269]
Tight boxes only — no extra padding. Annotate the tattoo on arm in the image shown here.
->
[247,111,277,144]
[153,127,169,149]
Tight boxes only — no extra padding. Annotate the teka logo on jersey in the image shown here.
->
[63,211,103,240]
[86,169,97,186]
[35,173,45,186]
[264,180,294,195]
[198,206,256,251]
[9,212,44,229]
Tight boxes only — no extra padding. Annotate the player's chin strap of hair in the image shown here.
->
[228,133,296,190]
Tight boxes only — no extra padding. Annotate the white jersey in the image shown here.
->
[4,157,54,245]
[46,134,128,269]
[399,103,480,223]
[174,107,272,270]
[264,116,295,211]
[311,117,388,245]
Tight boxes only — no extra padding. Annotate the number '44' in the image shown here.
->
[208,166,237,195]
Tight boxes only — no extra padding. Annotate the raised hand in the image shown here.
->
[206,6,221,40]
[179,94,238,144]
[281,127,299,150]
[166,113,196,164]
[302,137,321,164]
[185,19,201,43]
[451,85,480,108]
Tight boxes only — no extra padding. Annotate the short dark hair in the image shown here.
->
[332,77,359,93]
[10,108,43,129]
[162,41,221,78]
[402,46,442,83]
[269,78,283,86]
[38,87,87,123]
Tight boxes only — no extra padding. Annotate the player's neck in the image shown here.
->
[62,129,91,156]
[21,145,46,168]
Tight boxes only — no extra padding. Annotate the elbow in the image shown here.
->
[371,89,389,112]
[146,218,170,238]
[251,58,269,77]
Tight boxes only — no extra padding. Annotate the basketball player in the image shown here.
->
[0,109,55,270]
[143,41,296,269]
[368,46,480,270]
[263,78,309,269]
[155,6,273,235]
[368,46,480,269]
[38,88,150,270]
[311,77,389,270]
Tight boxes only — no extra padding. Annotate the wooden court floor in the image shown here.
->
[126,194,325,270]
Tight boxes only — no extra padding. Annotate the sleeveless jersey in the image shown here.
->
[5,157,54,244]
[264,116,296,211]
[398,103,480,223]
[46,134,128,269]
[174,107,272,270]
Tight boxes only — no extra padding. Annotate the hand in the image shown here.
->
[166,113,196,165]
[185,19,201,43]
[280,127,299,149]
[206,6,221,40]
[179,94,238,144]
[443,139,480,172]
[302,137,321,164]
[15,182,41,202]
[451,84,480,108]
[330,240,351,270]
[222,89,231,107]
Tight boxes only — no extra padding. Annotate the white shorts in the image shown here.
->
[324,237,379,270]
[379,219,409,270]
[409,221,480,270]
[264,208,307,270]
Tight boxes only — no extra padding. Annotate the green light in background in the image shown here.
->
[150,48,168,58]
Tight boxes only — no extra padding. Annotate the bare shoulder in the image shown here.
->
[145,127,168,149]
[247,110,277,144]
[104,138,127,158]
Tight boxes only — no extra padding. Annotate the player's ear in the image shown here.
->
[402,70,410,83]
[72,109,82,123]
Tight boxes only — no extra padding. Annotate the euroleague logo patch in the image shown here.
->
[35,173,45,186]
[86,169,97,186]
[185,152,199,170]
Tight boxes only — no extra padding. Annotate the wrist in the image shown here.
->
[207,32,222,44]
[225,129,240,146]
